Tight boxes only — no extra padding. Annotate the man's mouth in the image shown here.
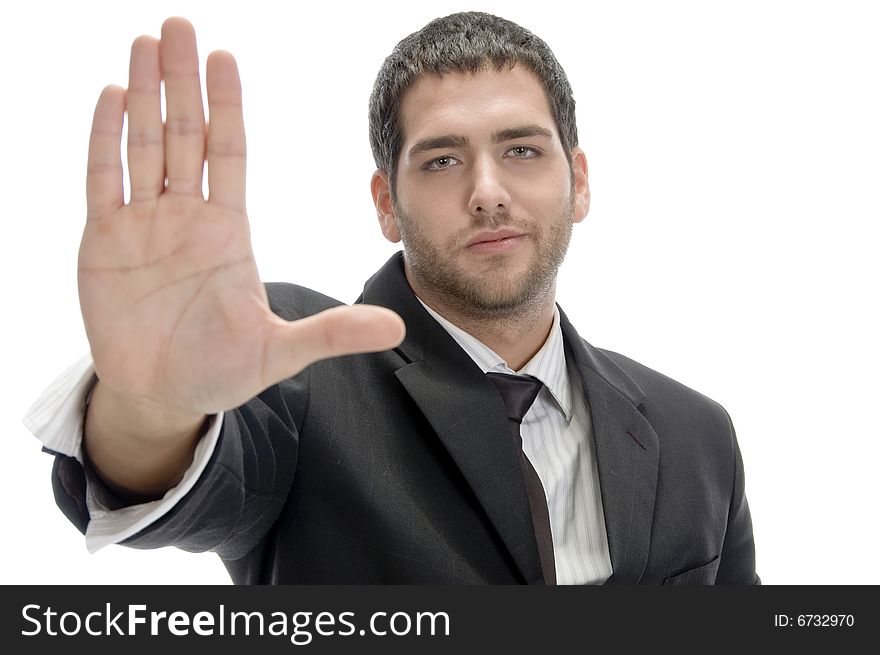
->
[466,229,527,254]
[467,229,525,247]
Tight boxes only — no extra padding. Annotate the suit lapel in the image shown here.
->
[559,310,660,584]
[359,253,545,584]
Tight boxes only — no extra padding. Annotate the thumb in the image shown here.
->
[261,305,405,386]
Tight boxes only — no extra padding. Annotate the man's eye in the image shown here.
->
[425,155,460,171]
[508,146,539,158]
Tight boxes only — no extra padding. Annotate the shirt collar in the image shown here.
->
[417,298,573,421]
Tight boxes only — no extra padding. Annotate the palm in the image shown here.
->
[81,19,403,415]
[80,195,270,412]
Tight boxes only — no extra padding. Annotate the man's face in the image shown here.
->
[372,66,590,318]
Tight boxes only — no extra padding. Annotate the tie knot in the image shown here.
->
[486,372,544,424]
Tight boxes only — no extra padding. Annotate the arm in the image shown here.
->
[44,284,337,555]
[715,412,760,584]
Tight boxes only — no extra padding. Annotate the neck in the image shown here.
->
[408,269,558,372]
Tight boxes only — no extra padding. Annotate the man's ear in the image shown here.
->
[371,170,401,243]
[571,148,590,224]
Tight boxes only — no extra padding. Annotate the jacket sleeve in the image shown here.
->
[117,376,307,560]
[715,411,760,584]
[47,282,333,560]
[48,376,306,561]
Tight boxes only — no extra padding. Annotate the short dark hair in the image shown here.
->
[368,12,579,200]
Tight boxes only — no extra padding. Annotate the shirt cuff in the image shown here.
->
[22,353,223,553]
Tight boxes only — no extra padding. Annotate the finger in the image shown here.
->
[206,50,246,212]
[160,17,205,196]
[262,305,406,386]
[86,85,125,222]
[127,35,164,203]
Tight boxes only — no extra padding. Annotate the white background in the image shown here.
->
[3,0,878,584]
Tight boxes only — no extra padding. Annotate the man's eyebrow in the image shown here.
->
[492,125,553,143]
[407,135,470,159]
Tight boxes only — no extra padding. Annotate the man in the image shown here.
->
[27,12,758,584]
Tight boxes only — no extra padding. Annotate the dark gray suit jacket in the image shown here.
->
[52,252,759,584]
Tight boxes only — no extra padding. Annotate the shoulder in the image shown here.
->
[263,282,344,321]
[598,346,735,445]
[599,348,725,410]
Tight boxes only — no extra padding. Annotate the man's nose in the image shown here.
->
[467,157,512,217]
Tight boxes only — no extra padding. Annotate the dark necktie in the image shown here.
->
[486,372,557,585]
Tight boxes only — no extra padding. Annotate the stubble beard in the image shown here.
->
[395,196,574,322]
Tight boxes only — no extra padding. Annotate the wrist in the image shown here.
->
[87,379,206,444]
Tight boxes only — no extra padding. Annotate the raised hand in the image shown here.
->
[79,18,404,421]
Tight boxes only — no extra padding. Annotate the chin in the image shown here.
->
[455,273,551,314]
